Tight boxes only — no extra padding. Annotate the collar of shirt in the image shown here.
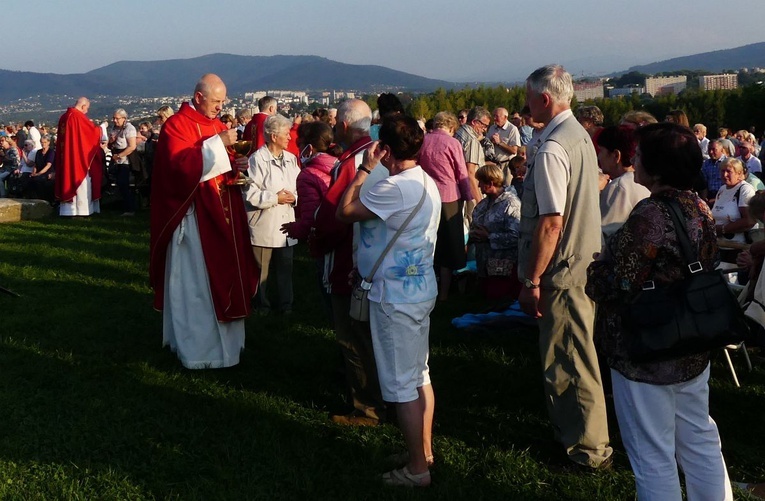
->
[535,109,573,145]
[460,124,478,139]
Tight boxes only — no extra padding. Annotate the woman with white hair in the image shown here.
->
[244,114,300,315]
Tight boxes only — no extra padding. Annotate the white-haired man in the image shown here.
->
[108,108,137,216]
[313,99,385,427]
[486,107,520,169]
[518,64,612,469]
[693,123,710,160]
[328,107,337,127]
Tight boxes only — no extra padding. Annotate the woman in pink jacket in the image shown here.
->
[281,121,341,321]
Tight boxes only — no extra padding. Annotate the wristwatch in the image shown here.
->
[523,278,540,289]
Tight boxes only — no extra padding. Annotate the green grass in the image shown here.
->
[1,208,764,500]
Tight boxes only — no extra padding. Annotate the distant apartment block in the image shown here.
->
[573,81,604,101]
[645,76,687,96]
[607,85,645,98]
[699,74,738,91]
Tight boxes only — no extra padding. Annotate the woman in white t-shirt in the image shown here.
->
[713,157,755,246]
[337,115,441,488]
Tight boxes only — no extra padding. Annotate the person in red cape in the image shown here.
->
[312,99,386,426]
[243,95,277,155]
[149,73,258,369]
[54,97,103,216]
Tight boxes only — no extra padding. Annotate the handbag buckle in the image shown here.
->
[641,281,655,291]
[688,261,703,274]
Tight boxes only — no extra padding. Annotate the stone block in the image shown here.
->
[0,198,53,223]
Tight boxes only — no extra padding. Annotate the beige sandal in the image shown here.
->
[382,466,431,487]
[385,451,435,467]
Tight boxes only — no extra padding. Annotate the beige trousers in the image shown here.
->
[538,285,613,467]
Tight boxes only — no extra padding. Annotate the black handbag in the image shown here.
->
[622,199,749,362]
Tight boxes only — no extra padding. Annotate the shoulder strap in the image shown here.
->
[734,184,743,205]
[664,199,699,271]
[364,171,428,281]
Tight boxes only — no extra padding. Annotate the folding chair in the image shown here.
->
[718,263,753,387]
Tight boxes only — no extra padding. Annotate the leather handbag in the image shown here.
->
[622,199,749,362]
[349,172,428,322]
[486,257,514,277]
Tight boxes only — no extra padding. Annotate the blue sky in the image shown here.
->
[11,0,764,82]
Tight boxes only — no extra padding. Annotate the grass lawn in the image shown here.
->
[1,207,764,500]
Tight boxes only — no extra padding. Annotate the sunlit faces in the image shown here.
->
[472,118,491,134]
[270,127,291,151]
[493,111,507,126]
[525,86,548,124]
[196,85,227,119]
[708,142,724,161]
[720,164,745,188]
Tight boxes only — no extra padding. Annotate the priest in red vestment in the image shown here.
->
[54,97,103,216]
[243,95,277,155]
[149,73,258,369]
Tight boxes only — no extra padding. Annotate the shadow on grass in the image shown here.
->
[0,343,384,500]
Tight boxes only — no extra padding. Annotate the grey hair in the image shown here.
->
[258,96,277,111]
[263,114,291,139]
[467,106,491,124]
[526,64,574,105]
[693,123,707,134]
[114,108,128,119]
[337,99,371,133]
[40,134,52,142]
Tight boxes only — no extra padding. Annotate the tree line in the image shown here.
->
[378,83,765,138]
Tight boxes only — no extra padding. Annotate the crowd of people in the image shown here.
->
[4,64,765,497]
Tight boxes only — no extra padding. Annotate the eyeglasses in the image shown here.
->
[458,115,467,120]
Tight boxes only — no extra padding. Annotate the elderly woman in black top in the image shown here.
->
[586,123,733,501]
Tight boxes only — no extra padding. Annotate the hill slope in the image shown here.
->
[0,54,455,100]
[626,42,765,74]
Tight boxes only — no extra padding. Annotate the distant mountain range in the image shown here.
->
[0,54,457,101]
[623,42,765,75]
[1,44,764,102]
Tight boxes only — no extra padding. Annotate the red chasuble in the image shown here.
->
[312,136,372,295]
[54,107,103,203]
[149,102,258,322]
[243,112,269,155]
